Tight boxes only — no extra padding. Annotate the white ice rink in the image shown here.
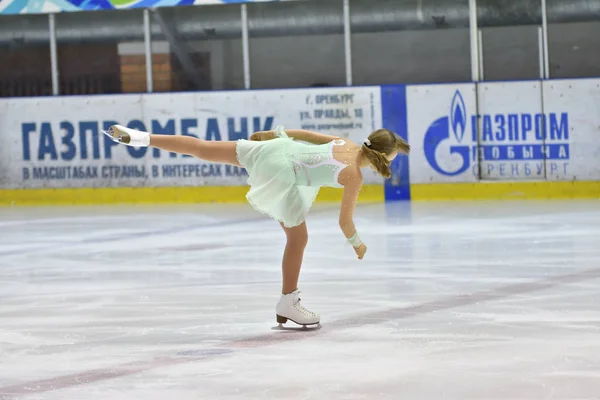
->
[1,200,600,400]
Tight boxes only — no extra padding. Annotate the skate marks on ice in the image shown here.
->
[0,354,223,400]
[2,265,599,398]
[231,265,600,347]
[0,204,341,258]
[0,214,267,258]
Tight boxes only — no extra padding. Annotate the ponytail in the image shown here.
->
[395,137,411,155]
[362,144,391,178]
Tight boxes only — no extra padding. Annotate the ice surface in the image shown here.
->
[1,200,600,399]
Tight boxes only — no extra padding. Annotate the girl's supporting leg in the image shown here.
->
[275,220,320,326]
[280,221,308,294]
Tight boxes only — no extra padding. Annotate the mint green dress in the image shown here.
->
[235,126,349,228]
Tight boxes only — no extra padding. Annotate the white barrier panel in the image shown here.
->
[407,79,595,183]
[542,79,600,181]
[407,83,479,184]
[477,81,547,181]
[0,87,382,189]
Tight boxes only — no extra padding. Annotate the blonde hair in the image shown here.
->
[361,129,410,179]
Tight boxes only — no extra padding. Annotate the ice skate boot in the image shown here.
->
[102,124,150,147]
[275,289,320,329]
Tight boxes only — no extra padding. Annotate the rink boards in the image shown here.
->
[1,79,600,205]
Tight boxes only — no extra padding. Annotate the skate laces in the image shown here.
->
[292,292,316,316]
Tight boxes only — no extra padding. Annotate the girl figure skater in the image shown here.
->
[103,124,410,327]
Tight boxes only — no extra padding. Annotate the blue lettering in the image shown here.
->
[499,163,506,176]
[162,165,173,177]
[511,164,519,176]
[182,119,198,138]
[471,115,478,142]
[482,116,493,141]
[38,122,58,160]
[228,118,248,141]
[521,114,532,141]
[202,164,221,177]
[558,144,569,159]
[79,122,100,160]
[550,113,569,140]
[23,168,29,180]
[546,144,570,159]
[226,165,248,177]
[60,121,76,161]
[471,163,479,177]
[22,123,36,161]
[32,167,44,179]
[492,146,500,160]
[535,114,545,140]
[495,115,506,141]
[537,163,544,175]
[206,118,221,141]
[507,114,519,141]
[253,116,274,132]
[28,166,104,180]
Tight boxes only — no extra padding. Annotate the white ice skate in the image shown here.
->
[102,124,150,147]
[275,289,320,329]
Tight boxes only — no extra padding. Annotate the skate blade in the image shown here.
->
[271,322,322,331]
[101,126,122,143]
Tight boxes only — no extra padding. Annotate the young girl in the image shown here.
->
[103,124,410,327]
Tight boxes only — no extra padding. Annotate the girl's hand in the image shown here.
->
[353,243,367,260]
[249,131,274,141]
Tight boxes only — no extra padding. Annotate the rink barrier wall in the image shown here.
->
[382,78,600,201]
[410,181,600,201]
[1,79,600,206]
[0,184,384,206]
[0,86,385,206]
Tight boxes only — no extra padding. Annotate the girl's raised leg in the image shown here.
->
[103,124,241,166]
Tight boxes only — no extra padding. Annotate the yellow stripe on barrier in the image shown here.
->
[0,184,385,206]
[411,180,600,201]
[5,181,597,206]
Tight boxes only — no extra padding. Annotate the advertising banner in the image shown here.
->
[0,86,382,189]
[406,81,583,184]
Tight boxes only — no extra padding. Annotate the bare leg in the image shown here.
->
[280,221,308,294]
[149,135,242,167]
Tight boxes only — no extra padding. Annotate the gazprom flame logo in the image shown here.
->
[450,91,467,143]
[423,90,471,176]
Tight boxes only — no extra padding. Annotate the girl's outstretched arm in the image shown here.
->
[339,176,367,260]
[285,129,341,144]
[250,129,340,144]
